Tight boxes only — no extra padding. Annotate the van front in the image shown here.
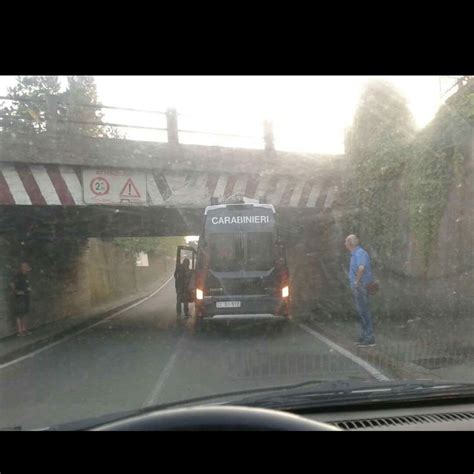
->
[194,204,290,323]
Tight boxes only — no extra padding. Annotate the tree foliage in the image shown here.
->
[0,76,123,289]
[60,76,104,137]
[113,236,187,258]
[344,80,416,262]
[0,76,61,134]
[0,75,122,138]
[344,77,474,274]
[60,76,122,138]
[406,79,474,271]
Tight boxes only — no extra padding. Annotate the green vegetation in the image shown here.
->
[0,76,122,286]
[344,80,415,264]
[406,81,473,271]
[344,77,473,272]
[0,75,122,138]
[0,76,61,134]
[113,236,187,258]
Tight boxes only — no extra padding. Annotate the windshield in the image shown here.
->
[0,75,473,430]
[207,232,275,273]
[208,233,241,272]
[245,232,275,271]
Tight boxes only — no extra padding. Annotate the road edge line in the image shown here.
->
[142,334,187,408]
[298,323,390,382]
[0,275,174,371]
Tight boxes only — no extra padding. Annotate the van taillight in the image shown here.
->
[195,270,205,288]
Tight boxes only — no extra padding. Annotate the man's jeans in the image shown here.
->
[352,286,374,342]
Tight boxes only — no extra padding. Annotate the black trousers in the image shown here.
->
[176,293,189,317]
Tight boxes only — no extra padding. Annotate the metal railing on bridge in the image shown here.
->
[0,94,276,151]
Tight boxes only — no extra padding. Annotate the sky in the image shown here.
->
[0,75,457,154]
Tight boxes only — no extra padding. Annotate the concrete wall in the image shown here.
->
[0,238,171,339]
[285,210,352,322]
[301,135,474,324]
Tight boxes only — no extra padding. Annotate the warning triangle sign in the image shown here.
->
[120,177,141,198]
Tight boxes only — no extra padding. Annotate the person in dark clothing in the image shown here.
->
[10,262,32,337]
[174,258,193,319]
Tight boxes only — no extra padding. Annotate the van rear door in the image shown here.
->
[176,246,196,270]
[176,245,197,299]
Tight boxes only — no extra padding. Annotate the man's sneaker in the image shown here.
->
[357,339,376,347]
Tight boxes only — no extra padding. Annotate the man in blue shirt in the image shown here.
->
[345,235,376,346]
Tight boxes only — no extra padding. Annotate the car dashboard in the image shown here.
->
[304,402,474,430]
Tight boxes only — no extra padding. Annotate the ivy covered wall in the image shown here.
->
[321,78,474,322]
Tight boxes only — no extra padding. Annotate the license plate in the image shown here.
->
[216,301,241,308]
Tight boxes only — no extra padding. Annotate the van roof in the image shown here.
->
[204,203,276,215]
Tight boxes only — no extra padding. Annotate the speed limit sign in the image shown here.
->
[83,168,147,205]
[90,177,110,196]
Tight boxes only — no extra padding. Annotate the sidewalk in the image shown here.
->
[306,312,474,382]
[0,274,173,365]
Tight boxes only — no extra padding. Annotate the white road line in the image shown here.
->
[142,334,187,408]
[0,275,175,371]
[297,323,390,382]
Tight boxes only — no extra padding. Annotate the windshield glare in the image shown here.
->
[0,75,472,430]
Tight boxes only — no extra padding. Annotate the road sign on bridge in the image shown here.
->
[83,168,147,205]
[0,163,340,211]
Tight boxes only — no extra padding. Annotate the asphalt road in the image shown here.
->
[0,277,379,430]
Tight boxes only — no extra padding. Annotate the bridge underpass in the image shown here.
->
[0,139,343,236]
[0,199,346,336]
[0,163,346,331]
[0,193,369,432]
[0,145,346,330]
[0,160,357,432]
[0,202,341,238]
[0,115,378,430]
[0,205,201,238]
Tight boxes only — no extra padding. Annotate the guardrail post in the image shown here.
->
[46,94,59,135]
[166,108,179,145]
[263,120,274,152]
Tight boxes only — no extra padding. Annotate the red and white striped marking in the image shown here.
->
[1,164,32,205]
[0,163,339,209]
[58,166,83,205]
